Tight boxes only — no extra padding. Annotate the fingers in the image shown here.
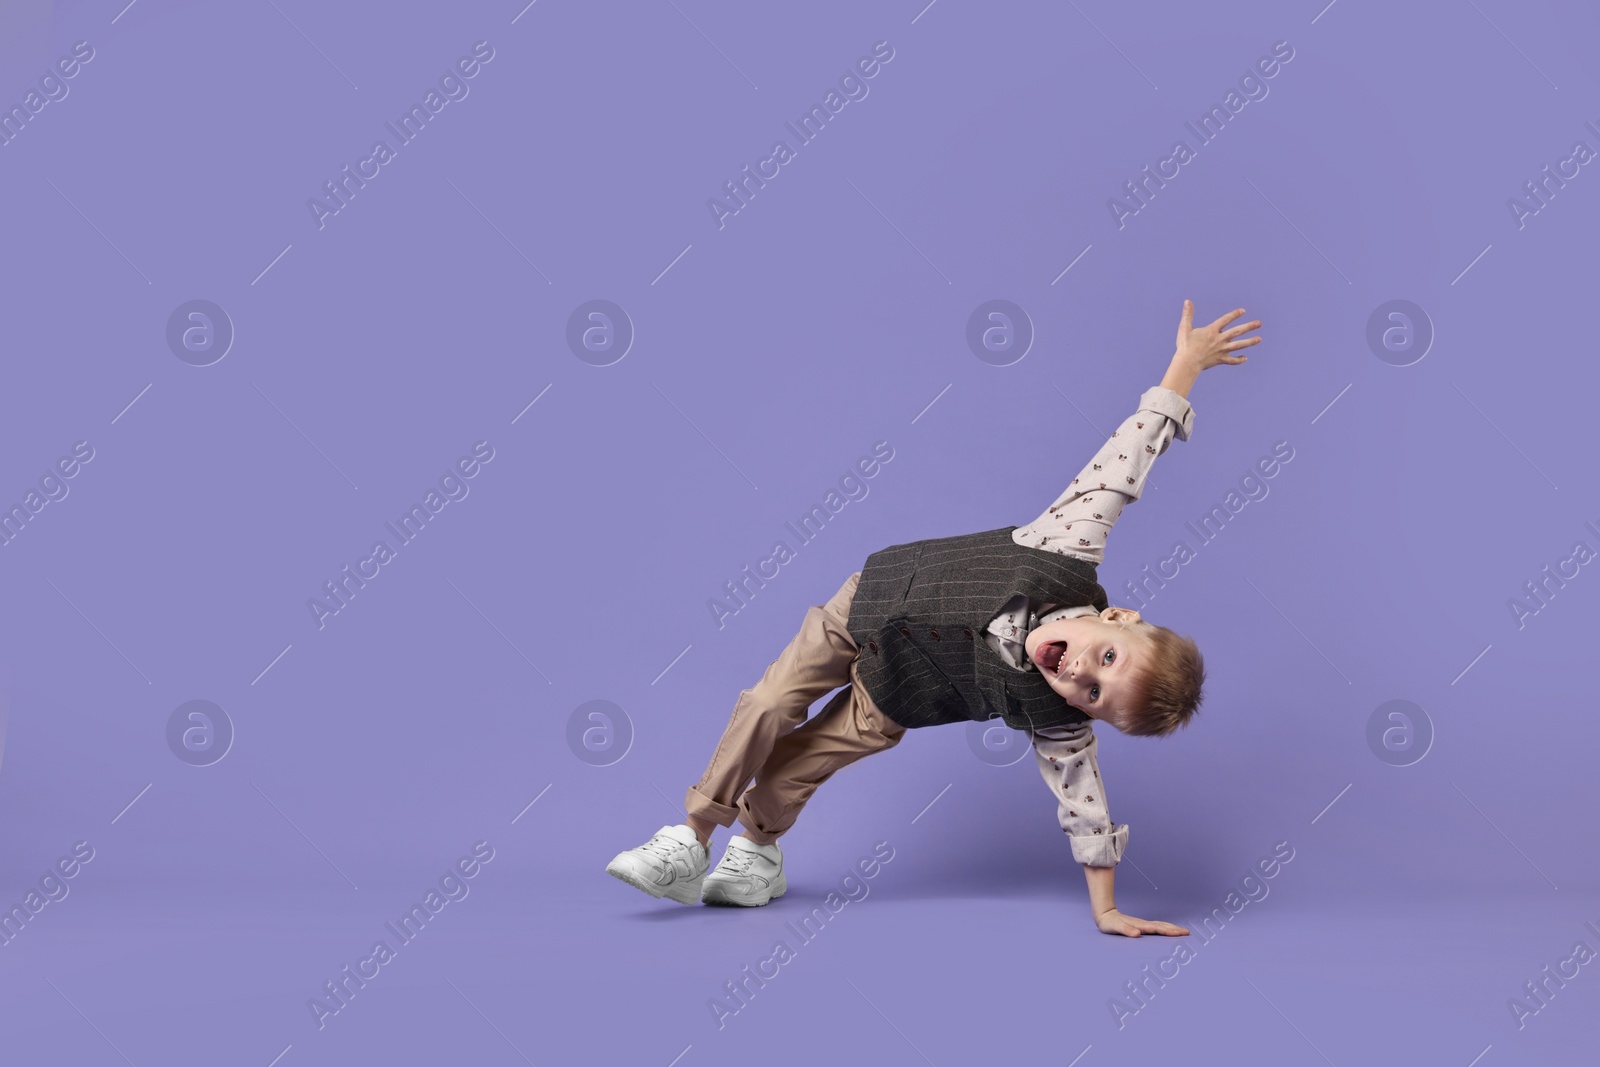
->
[1221,318,1262,341]
[1223,335,1263,352]
[1108,916,1190,937]
[1179,299,1194,333]
[1210,307,1247,330]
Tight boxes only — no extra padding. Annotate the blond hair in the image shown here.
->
[1117,623,1205,737]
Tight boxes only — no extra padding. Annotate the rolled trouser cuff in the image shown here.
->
[685,784,740,827]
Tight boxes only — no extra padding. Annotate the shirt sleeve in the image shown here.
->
[1032,721,1128,867]
[1013,386,1195,565]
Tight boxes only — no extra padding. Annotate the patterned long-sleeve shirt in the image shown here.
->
[980,385,1195,866]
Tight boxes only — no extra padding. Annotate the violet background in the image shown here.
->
[0,0,1596,1064]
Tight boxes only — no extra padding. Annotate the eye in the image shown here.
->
[1103,648,1115,666]
[1089,684,1100,702]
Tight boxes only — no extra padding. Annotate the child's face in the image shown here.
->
[1024,607,1153,729]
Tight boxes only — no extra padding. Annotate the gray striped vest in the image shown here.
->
[847,526,1108,731]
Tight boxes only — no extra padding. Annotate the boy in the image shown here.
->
[607,301,1262,936]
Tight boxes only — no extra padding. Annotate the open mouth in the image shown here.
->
[1037,641,1068,676]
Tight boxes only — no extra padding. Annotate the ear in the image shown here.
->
[1102,606,1142,625]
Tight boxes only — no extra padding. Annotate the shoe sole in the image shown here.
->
[700,871,787,907]
[606,861,704,905]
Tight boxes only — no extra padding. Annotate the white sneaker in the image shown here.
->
[606,824,708,905]
[701,836,786,906]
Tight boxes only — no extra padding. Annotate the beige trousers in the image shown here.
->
[684,571,906,845]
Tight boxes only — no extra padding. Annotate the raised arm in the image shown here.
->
[1013,388,1193,564]
[1014,301,1262,565]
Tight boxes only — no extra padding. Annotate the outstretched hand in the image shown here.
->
[1095,908,1190,938]
[1175,299,1262,371]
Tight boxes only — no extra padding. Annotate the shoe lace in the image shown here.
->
[641,834,689,862]
[717,847,757,876]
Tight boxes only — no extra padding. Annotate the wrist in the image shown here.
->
[1160,354,1200,399]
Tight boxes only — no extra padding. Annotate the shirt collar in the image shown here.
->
[1037,603,1101,626]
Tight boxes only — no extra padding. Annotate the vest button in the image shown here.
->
[868,641,878,654]
[963,627,974,639]
[930,629,941,640]
[899,627,911,637]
